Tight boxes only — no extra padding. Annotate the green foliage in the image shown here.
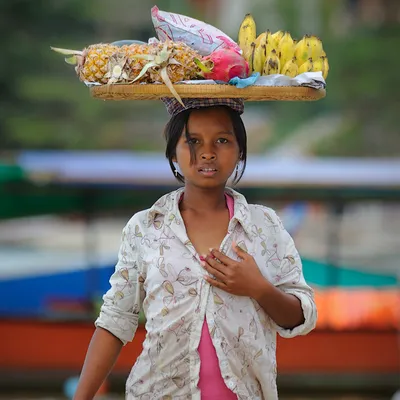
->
[1,1,399,156]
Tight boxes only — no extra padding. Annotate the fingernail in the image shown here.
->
[200,260,206,267]
[199,255,206,261]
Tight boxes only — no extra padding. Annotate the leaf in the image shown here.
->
[172,376,185,388]
[238,326,244,338]
[135,225,142,237]
[114,291,124,300]
[131,61,158,83]
[120,268,129,281]
[163,281,175,295]
[213,293,224,305]
[153,220,163,230]
[161,307,169,316]
[286,255,296,264]
[50,46,83,56]
[160,67,185,107]
[254,348,263,360]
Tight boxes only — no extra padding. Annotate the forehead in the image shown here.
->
[186,107,233,133]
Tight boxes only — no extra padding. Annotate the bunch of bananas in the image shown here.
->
[238,14,329,80]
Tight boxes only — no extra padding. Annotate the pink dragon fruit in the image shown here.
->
[195,48,249,82]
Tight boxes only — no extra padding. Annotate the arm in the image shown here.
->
[203,212,317,336]
[252,279,305,329]
[256,219,317,337]
[73,327,123,400]
[75,220,145,398]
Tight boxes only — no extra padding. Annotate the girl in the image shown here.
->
[74,97,317,400]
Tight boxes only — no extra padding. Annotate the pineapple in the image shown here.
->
[146,40,201,83]
[50,44,119,84]
[51,40,203,105]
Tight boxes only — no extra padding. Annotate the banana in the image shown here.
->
[271,30,284,48]
[248,42,257,74]
[277,31,295,73]
[281,57,298,78]
[308,35,323,60]
[263,49,280,75]
[238,14,257,61]
[311,56,324,73]
[298,57,314,74]
[321,49,326,57]
[294,35,311,66]
[310,55,329,80]
[265,30,276,61]
[251,32,268,73]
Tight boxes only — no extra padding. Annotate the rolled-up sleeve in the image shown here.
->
[274,222,318,338]
[95,218,145,345]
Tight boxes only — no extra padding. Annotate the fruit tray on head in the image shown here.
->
[52,6,329,105]
[90,83,326,102]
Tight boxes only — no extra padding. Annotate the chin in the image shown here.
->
[187,178,228,189]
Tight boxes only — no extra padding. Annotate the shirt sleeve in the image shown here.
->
[95,218,145,345]
[271,213,318,338]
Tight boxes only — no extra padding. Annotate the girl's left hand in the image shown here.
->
[201,243,267,297]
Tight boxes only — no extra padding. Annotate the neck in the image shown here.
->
[180,184,227,213]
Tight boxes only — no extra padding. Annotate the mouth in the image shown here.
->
[198,167,218,177]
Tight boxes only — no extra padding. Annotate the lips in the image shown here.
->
[198,165,218,177]
[199,168,217,172]
[198,164,218,172]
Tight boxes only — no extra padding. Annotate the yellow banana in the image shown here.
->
[265,31,276,61]
[294,35,311,66]
[238,14,257,61]
[308,35,323,60]
[321,49,326,57]
[277,31,295,73]
[298,58,314,74]
[311,56,324,74]
[251,32,268,73]
[263,49,280,75]
[248,42,256,74]
[271,30,284,48]
[310,55,329,80]
[281,57,298,78]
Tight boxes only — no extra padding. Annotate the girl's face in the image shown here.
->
[174,107,240,189]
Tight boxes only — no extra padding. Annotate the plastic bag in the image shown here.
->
[151,6,241,56]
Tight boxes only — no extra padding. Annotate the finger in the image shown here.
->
[203,256,228,275]
[204,275,227,290]
[209,248,234,266]
[232,242,248,260]
[201,261,226,282]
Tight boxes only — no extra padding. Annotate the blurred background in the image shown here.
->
[0,0,399,399]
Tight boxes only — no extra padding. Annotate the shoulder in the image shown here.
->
[124,208,153,231]
[123,188,180,232]
[248,203,285,232]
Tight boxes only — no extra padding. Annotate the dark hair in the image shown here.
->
[164,106,247,185]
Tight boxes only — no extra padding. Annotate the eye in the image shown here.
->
[217,138,229,144]
[187,138,200,144]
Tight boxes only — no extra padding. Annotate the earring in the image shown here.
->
[174,169,178,177]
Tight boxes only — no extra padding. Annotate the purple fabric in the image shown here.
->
[161,97,245,117]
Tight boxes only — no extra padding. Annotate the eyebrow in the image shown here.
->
[185,130,234,136]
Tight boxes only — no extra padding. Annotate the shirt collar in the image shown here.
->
[146,187,253,237]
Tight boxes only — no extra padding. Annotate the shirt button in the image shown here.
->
[228,381,235,389]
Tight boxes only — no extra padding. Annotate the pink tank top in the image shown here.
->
[197,194,237,399]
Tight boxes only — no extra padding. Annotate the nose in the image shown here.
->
[201,152,216,161]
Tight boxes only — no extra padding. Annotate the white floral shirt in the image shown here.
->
[95,187,317,400]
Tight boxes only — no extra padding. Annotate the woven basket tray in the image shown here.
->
[90,84,326,102]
